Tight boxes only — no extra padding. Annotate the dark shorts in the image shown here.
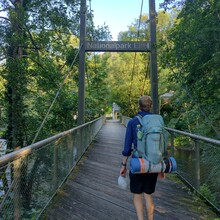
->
[129,171,158,194]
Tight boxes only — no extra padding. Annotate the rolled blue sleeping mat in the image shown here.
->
[130,157,177,174]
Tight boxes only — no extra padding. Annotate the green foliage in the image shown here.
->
[118,14,150,41]
[0,71,6,122]
[104,15,153,117]
[1,0,219,149]
[201,145,220,195]
[105,51,151,117]
[0,0,111,148]
[85,53,111,121]
[107,12,175,118]
[200,184,217,205]
[159,1,220,138]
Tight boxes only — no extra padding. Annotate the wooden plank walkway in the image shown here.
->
[41,120,218,220]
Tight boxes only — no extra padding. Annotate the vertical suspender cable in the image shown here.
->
[31,45,83,144]
[128,0,144,106]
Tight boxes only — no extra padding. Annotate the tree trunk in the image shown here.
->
[5,0,27,149]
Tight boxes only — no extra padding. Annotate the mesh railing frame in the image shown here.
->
[0,116,105,219]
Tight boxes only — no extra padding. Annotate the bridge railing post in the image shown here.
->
[13,158,22,219]
[170,131,175,157]
[53,144,58,190]
[194,139,200,191]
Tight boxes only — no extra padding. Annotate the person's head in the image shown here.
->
[139,95,152,112]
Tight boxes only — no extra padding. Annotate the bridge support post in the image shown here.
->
[13,158,21,219]
[170,132,175,156]
[195,140,200,190]
[149,0,159,114]
[77,0,86,125]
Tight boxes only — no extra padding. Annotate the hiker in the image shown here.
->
[120,95,158,220]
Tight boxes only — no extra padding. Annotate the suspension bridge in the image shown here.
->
[0,0,220,219]
[0,117,220,219]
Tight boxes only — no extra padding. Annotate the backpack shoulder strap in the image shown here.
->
[136,114,143,126]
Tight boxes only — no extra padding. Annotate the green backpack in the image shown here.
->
[133,114,167,164]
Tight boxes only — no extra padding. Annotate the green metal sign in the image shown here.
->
[85,41,150,52]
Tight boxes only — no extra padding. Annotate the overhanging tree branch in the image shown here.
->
[22,22,41,55]
[0,16,11,22]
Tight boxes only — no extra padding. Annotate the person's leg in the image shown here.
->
[133,193,144,220]
[144,193,154,220]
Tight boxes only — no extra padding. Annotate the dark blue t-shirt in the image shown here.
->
[122,111,152,157]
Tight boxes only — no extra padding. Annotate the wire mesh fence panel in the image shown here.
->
[0,163,14,219]
[171,135,198,185]
[200,142,220,208]
[170,133,220,212]
[0,117,105,219]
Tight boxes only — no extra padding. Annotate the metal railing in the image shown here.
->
[121,115,220,214]
[0,116,105,220]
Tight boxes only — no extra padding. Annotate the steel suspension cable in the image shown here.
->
[128,0,144,106]
[88,0,99,94]
[31,44,83,144]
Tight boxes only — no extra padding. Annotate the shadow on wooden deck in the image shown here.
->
[41,120,218,220]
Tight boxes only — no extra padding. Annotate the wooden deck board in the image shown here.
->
[41,120,218,220]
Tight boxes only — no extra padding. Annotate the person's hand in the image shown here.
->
[120,165,127,177]
[158,172,166,180]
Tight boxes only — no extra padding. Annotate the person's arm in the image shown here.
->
[120,156,129,177]
[120,120,133,176]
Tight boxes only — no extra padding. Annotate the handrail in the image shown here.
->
[165,127,220,146]
[0,117,103,167]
